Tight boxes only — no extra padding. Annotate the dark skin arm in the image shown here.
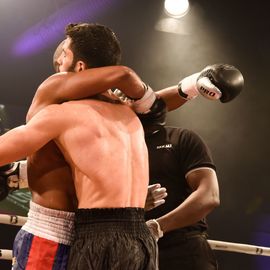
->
[27,65,146,120]
[156,85,187,112]
[49,39,188,116]
[157,169,220,233]
[30,37,188,118]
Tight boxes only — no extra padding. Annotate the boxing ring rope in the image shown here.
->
[0,214,27,226]
[0,249,12,260]
[1,213,270,261]
[0,214,27,260]
[208,240,270,256]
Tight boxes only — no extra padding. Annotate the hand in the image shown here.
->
[145,183,167,211]
[146,219,163,241]
[110,89,133,105]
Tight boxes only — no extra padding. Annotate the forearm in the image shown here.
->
[0,126,29,166]
[27,66,145,120]
[157,189,219,234]
[63,66,145,99]
[0,110,56,166]
[156,85,188,111]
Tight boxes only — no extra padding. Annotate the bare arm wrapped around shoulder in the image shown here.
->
[27,66,145,120]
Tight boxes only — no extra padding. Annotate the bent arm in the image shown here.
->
[27,66,145,120]
[157,168,220,234]
[0,106,62,166]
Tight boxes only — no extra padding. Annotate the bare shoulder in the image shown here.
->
[34,72,75,100]
[27,72,76,120]
[27,103,72,136]
[31,103,64,120]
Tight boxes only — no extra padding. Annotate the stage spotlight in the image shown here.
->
[164,0,189,18]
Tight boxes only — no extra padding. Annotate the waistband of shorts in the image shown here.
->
[75,207,145,223]
[22,201,75,245]
[74,208,147,235]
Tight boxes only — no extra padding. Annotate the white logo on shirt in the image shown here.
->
[156,144,172,149]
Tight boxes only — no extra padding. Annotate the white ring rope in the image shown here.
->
[0,249,12,260]
[1,213,270,261]
[0,214,27,261]
[0,214,27,226]
[208,240,270,256]
[1,240,270,261]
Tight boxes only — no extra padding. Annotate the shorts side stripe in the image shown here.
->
[25,235,59,270]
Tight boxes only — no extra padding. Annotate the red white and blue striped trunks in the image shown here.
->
[12,201,75,270]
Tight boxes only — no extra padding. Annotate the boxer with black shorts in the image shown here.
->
[8,23,158,270]
[1,23,160,270]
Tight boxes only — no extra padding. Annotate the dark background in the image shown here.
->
[0,0,270,269]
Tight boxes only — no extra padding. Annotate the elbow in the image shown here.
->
[117,66,137,85]
[212,197,220,209]
[118,66,135,78]
[208,193,220,210]
[203,191,220,214]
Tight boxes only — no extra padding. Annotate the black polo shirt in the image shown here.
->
[145,126,216,233]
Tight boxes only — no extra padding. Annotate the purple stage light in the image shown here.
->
[12,0,122,57]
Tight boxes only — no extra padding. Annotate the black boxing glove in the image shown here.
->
[178,64,244,103]
[0,161,28,201]
[138,96,167,137]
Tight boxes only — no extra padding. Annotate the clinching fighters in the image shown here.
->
[0,22,244,270]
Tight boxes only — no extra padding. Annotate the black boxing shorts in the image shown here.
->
[67,208,158,270]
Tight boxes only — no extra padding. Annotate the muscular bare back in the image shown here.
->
[22,66,150,212]
[54,99,149,209]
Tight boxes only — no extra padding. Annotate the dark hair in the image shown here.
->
[65,23,121,68]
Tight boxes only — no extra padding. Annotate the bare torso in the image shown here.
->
[54,99,149,209]
[28,142,77,211]
[26,98,148,210]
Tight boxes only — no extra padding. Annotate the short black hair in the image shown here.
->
[65,23,121,68]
